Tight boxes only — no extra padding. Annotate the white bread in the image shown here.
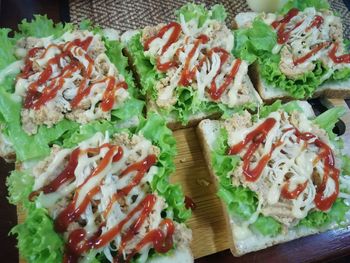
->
[149,246,193,263]
[196,103,347,256]
[234,13,350,103]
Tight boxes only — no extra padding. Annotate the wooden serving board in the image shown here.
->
[17,99,350,262]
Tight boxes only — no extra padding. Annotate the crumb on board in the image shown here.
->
[196,178,210,187]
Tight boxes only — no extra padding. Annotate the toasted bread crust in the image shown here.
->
[196,121,236,254]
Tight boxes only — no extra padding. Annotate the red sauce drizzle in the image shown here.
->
[144,22,243,100]
[144,22,182,72]
[103,154,157,218]
[29,148,81,201]
[306,15,324,31]
[293,42,330,65]
[328,42,350,64]
[64,194,174,263]
[281,181,308,199]
[228,118,340,210]
[20,36,127,111]
[209,58,242,100]
[19,47,43,79]
[101,78,128,112]
[312,139,339,211]
[178,34,209,86]
[122,218,175,262]
[184,195,196,210]
[228,118,278,182]
[54,145,120,233]
[271,8,300,44]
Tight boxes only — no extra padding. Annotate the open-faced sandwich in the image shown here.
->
[0,16,143,163]
[197,100,350,255]
[123,3,261,130]
[7,114,193,263]
[233,0,350,102]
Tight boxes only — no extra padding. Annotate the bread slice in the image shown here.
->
[234,13,350,103]
[196,103,348,256]
[149,247,193,263]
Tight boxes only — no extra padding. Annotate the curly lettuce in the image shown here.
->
[16,14,73,39]
[7,170,64,262]
[234,19,277,64]
[279,0,330,14]
[6,170,34,208]
[137,113,191,221]
[299,199,348,229]
[11,207,64,263]
[175,3,227,27]
[0,28,17,70]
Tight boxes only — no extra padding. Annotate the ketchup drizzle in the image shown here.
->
[293,42,330,65]
[20,36,127,111]
[178,34,209,86]
[144,22,182,72]
[328,42,350,64]
[143,23,242,100]
[54,145,119,233]
[33,139,173,262]
[209,58,241,100]
[271,8,300,44]
[228,117,340,210]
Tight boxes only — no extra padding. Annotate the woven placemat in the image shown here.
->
[69,0,350,38]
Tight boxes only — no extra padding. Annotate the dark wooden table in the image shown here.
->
[0,0,350,262]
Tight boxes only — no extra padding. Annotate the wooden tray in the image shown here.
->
[18,98,350,262]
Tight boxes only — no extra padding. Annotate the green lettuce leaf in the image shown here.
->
[111,98,144,122]
[16,15,73,39]
[63,120,116,148]
[212,128,257,220]
[105,38,144,123]
[105,39,139,97]
[314,106,346,141]
[342,155,350,176]
[138,113,191,222]
[0,28,16,70]
[0,89,78,161]
[175,3,227,27]
[250,216,282,236]
[127,33,161,98]
[299,199,348,228]
[330,68,350,81]
[234,19,277,64]
[11,207,64,263]
[6,170,34,208]
[259,54,328,99]
[279,0,330,14]
[258,100,303,119]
